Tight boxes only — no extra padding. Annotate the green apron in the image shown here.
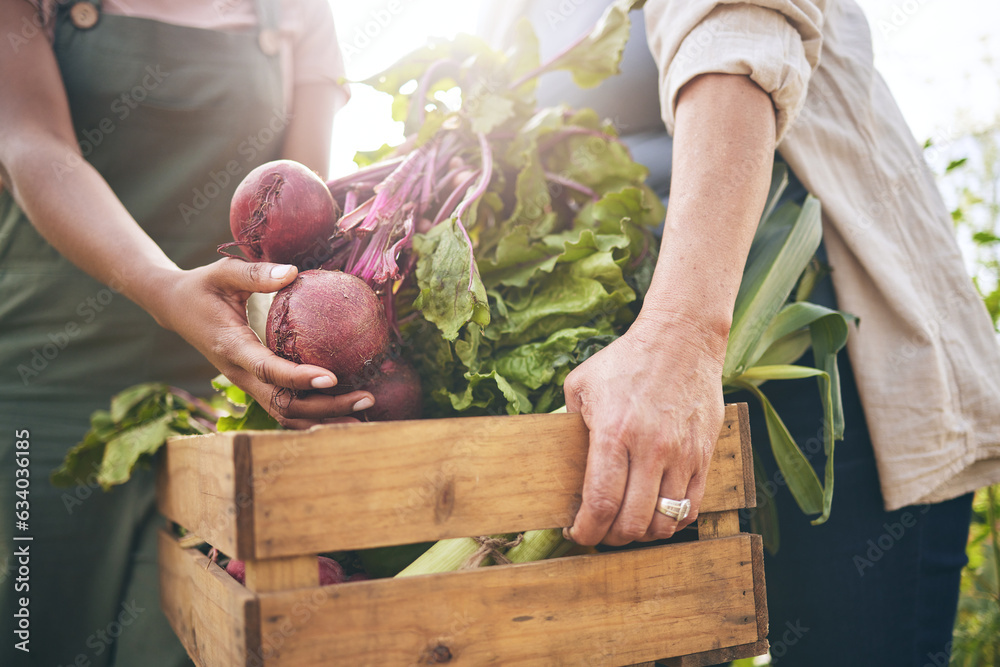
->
[0,1,285,664]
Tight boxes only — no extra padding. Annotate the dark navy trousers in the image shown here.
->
[733,345,973,666]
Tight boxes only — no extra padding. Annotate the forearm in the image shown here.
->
[280,83,343,179]
[636,73,777,356]
[4,135,179,322]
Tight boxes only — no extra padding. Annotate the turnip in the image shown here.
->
[224,160,338,267]
[358,357,423,422]
[266,270,390,385]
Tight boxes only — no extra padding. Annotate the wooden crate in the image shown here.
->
[157,403,767,666]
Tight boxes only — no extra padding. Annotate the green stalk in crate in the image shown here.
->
[396,529,569,578]
[505,529,572,563]
[396,534,517,578]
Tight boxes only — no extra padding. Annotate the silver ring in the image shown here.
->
[656,497,691,522]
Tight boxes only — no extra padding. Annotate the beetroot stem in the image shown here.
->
[453,133,493,291]
[433,170,480,226]
[544,171,599,200]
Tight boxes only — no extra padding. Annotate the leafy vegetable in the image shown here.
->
[51,378,277,489]
[51,384,220,489]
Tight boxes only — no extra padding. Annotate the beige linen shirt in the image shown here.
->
[492,0,1000,511]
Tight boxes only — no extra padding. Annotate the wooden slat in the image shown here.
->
[157,433,249,558]
[158,529,257,667]
[697,511,741,539]
[241,403,750,557]
[751,534,769,645]
[657,534,769,667]
[657,640,770,667]
[737,403,755,508]
[253,535,760,666]
[244,556,317,593]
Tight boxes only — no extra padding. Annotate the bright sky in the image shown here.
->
[329,0,1000,175]
[856,0,1000,139]
[329,0,480,176]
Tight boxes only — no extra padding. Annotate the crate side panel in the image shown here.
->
[248,405,748,557]
[257,535,759,666]
[158,433,243,557]
[158,529,257,667]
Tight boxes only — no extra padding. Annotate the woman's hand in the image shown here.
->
[152,258,374,429]
[563,316,726,545]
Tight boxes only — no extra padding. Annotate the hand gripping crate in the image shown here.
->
[156,403,767,666]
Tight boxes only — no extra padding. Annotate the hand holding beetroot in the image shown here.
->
[152,258,376,429]
[207,159,423,426]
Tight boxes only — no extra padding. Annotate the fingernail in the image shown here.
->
[310,375,335,389]
[270,264,294,279]
[352,397,374,412]
[562,527,573,541]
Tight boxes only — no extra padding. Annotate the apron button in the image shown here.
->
[258,29,280,56]
[70,2,99,30]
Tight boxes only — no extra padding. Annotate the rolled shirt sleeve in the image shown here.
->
[643,0,826,142]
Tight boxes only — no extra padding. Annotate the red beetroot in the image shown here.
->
[225,558,246,585]
[266,270,390,385]
[227,159,338,267]
[358,357,423,422]
[318,556,346,585]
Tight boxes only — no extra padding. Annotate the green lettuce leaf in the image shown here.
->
[413,220,491,340]
[484,249,633,346]
[532,0,639,89]
[97,413,177,488]
[494,326,603,390]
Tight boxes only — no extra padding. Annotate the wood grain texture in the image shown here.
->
[697,511,741,539]
[751,534,769,643]
[158,529,256,667]
[253,536,759,666]
[157,433,247,558]
[655,534,769,666]
[737,403,755,508]
[656,640,770,667]
[229,403,750,558]
[244,556,317,594]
